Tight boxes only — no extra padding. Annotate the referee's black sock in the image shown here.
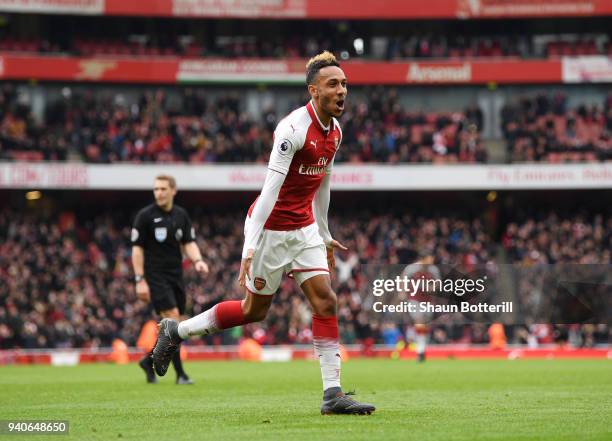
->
[172,345,186,377]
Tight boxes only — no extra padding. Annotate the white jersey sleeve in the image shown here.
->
[314,119,339,245]
[242,169,285,257]
[267,118,305,175]
[313,155,334,245]
[241,116,305,258]
[313,173,332,245]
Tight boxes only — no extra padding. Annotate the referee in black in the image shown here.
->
[131,174,208,384]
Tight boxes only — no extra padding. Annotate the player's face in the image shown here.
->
[312,66,347,118]
[153,179,176,208]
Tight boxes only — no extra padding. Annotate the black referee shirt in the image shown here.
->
[131,203,196,275]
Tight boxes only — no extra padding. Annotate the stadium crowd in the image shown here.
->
[0,207,609,350]
[502,92,612,162]
[0,84,487,164]
[502,212,611,264]
[1,30,609,60]
[3,83,612,164]
[501,212,610,345]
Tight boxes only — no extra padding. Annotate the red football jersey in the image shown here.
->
[248,101,342,231]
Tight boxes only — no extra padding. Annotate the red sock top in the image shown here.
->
[312,314,339,339]
[215,300,246,329]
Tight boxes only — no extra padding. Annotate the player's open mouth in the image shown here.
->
[336,99,345,110]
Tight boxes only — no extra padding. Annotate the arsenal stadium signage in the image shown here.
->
[177,59,304,83]
[171,0,306,18]
[1,163,610,191]
[0,55,572,85]
[0,0,103,14]
[562,56,612,83]
[2,55,611,85]
[1,0,611,18]
[406,63,472,83]
[456,0,603,18]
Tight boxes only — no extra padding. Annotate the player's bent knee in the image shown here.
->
[241,300,270,323]
[243,308,268,323]
[242,291,272,323]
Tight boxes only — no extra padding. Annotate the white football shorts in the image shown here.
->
[244,219,329,295]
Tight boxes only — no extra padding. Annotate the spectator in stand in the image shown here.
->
[1,29,608,60]
[1,85,486,164]
[0,207,609,349]
[501,211,611,343]
[3,85,610,164]
[0,207,497,349]
[502,92,612,163]
[502,212,611,265]
[337,88,487,164]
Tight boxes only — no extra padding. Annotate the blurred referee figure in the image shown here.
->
[131,174,209,384]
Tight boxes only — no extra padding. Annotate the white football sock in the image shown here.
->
[314,338,341,391]
[416,334,427,355]
[177,306,220,339]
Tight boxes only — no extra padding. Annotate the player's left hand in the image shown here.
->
[326,239,348,272]
[238,248,254,287]
[194,260,209,274]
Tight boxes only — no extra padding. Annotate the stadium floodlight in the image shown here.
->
[354,38,364,55]
[25,191,42,201]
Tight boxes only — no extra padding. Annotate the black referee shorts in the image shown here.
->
[145,271,186,315]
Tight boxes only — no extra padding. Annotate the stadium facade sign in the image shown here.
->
[0,0,103,14]
[2,346,610,365]
[177,59,304,83]
[171,0,306,18]
[0,54,581,85]
[406,63,472,83]
[1,163,610,191]
[562,56,612,83]
[456,0,602,18]
[1,0,610,19]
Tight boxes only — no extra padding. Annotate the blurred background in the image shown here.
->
[0,0,610,362]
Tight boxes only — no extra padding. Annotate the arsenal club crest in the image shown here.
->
[254,277,267,291]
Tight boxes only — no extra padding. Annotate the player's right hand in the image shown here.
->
[135,280,150,302]
[326,239,348,272]
[238,249,254,287]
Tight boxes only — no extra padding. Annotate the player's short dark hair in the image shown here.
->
[306,51,340,85]
[155,174,176,189]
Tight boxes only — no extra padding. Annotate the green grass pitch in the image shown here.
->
[1,359,610,440]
